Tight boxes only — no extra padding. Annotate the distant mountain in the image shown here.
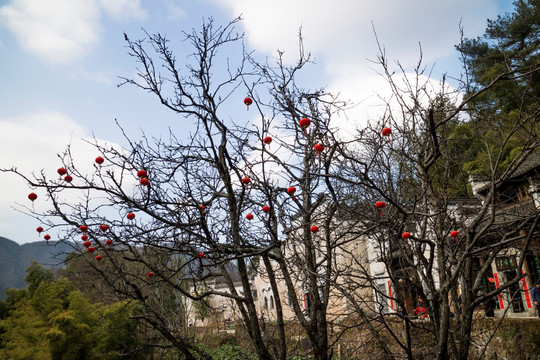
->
[0,236,73,300]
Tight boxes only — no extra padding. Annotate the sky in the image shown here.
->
[0,0,515,245]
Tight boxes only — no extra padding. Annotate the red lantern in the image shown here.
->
[402,232,411,245]
[79,225,88,233]
[382,127,392,140]
[263,136,272,145]
[244,97,253,110]
[262,205,270,218]
[199,205,206,217]
[310,225,319,240]
[147,271,154,279]
[450,230,459,243]
[375,201,386,216]
[127,212,136,220]
[83,241,92,248]
[299,118,311,135]
[287,186,297,201]
[64,175,73,182]
[100,224,109,232]
[140,178,150,186]
[242,177,251,191]
[28,192,37,201]
[57,168,67,176]
[106,239,113,246]
[95,156,104,165]
[43,234,51,245]
[314,143,325,155]
[199,252,205,258]
[95,255,103,262]
[36,226,44,236]
[246,213,254,221]
[137,169,148,178]
[88,247,95,253]
[81,235,89,241]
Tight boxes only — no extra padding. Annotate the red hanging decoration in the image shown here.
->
[147,271,154,279]
[299,118,311,136]
[263,136,272,145]
[81,235,89,241]
[140,178,150,186]
[95,255,103,263]
[100,224,109,232]
[382,127,392,141]
[57,168,67,176]
[126,212,136,220]
[402,232,411,245]
[310,225,319,240]
[95,156,104,165]
[106,239,113,246]
[262,205,270,218]
[43,234,51,245]
[242,177,251,191]
[314,143,325,155]
[246,213,254,222]
[83,241,92,248]
[28,193,37,201]
[64,175,73,183]
[88,246,96,253]
[450,230,459,243]
[244,97,253,110]
[36,226,44,236]
[137,169,148,178]
[287,186,297,201]
[79,225,88,233]
[199,205,206,217]
[375,201,386,217]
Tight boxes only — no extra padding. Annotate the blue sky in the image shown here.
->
[0,0,515,244]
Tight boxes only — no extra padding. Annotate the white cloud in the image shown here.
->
[99,0,147,21]
[165,1,186,20]
[0,0,147,65]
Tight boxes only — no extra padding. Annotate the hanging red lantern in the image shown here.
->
[105,239,113,246]
[28,192,37,201]
[382,127,392,141]
[83,241,92,248]
[242,177,251,185]
[287,186,297,201]
[137,169,148,178]
[246,213,254,221]
[310,225,319,240]
[64,175,73,182]
[43,234,51,245]
[244,97,253,110]
[199,252,205,258]
[79,225,88,233]
[126,212,136,220]
[140,178,150,186]
[314,143,325,155]
[450,230,459,243]
[375,201,386,216]
[147,271,154,279]
[57,168,67,176]
[95,156,104,165]
[88,246,96,253]
[199,205,206,217]
[36,226,44,236]
[262,205,270,218]
[263,136,272,145]
[100,224,109,232]
[402,232,411,245]
[95,255,103,262]
[299,118,311,135]
[81,235,89,241]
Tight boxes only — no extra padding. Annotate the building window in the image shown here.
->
[270,295,274,310]
[264,296,268,310]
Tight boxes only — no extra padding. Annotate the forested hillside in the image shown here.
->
[0,237,72,299]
